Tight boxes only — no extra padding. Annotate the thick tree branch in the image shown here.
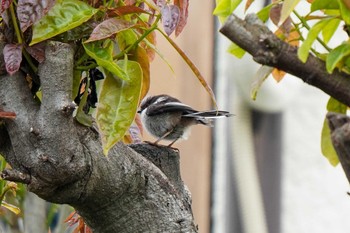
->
[220,14,350,106]
[0,38,197,232]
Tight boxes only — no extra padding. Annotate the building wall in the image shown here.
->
[145,2,214,233]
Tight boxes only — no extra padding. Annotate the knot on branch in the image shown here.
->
[327,112,350,131]
[1,169,31,184]
[254,34,281,65]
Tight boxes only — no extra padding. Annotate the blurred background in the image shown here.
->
[148,1,350,233]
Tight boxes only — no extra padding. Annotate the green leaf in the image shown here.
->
[83,41,128,80]
[30,0,98,45]
[326,42,350,73]
[213,0,242,23]
[116,29,138,51]
[321,97,347,166]
[1,201,20,215]
[250,65,274,100]
[298,18,334,63]
[338,0,350,25]
[327,96,347,112]
[95,60,142,155]
[280,0,300,24]
[321,118,339,166]
[257,3,274,22]
[227,42,246,58]
[311,0,339,12]
[322,18,341,44]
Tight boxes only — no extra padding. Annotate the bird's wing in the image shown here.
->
[146,102,197,116]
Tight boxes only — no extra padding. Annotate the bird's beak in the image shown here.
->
[137,110,141,114]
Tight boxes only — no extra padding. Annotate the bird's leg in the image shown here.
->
[167,137,180,147]
[144,129,174,146]
[154,129,173,144]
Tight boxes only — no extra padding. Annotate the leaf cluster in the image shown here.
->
[0,0,207,155]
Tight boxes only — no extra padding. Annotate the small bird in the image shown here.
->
[138,94,232,147]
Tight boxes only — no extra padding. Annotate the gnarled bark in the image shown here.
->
[0,41,197,232]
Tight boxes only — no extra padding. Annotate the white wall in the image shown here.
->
[282,81,350,233]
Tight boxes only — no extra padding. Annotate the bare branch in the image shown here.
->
[220,14,350,106]
[1,169,31,184]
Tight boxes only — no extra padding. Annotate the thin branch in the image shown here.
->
[220,13,350,106]
[1,169,31,184]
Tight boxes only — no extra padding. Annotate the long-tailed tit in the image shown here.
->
[138,94,232,147]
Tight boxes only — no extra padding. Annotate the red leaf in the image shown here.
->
[85,18,135,43]
[161,4,180,36]
[4,44,23,75]
[25,42,46,63]
[269,3,282,26]
[174,0,189,36]
[17,0,56,32]
[107,6,148,17]
[1,0,12,14]
[0,111,16,119]
[64,211,77,223]
[245,0,255,12]
[1,10,9,25]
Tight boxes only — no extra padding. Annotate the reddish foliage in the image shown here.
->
[3,44,23,75]
[1,0,12,14]
[174,0,189,36]
[107,6,148,17]
[85,18,136,43]
[25,42,46,63]
[0,111,16,119]
[17,0,56,32]
[161,4,180,36]
[65,211,92,233]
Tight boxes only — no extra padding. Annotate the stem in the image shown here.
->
[157,28,218,109]
[114,15,161,60]
[291,21,319,56]
[76,52,90,66]
[9,3,22,44]
[23,50,38,73]
[9,2,38,73]
[75,64,98,70]
[293,10,331,52]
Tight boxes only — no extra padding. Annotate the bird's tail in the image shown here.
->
[183,110,233,118]
[183,110,233,126]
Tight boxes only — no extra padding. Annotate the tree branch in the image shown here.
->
[0,38,197,232]
[220,14,350,106]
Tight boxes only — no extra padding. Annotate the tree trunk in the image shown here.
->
[0,40,197,232]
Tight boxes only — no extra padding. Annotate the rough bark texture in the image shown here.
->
[0,41,197,232]
[220,14,350,106]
